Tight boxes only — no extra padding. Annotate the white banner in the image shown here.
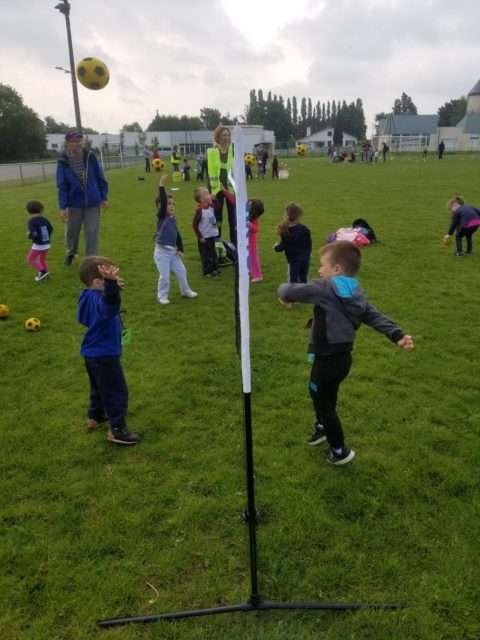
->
[232,125,251,393]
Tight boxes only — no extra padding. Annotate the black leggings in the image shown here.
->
[309,352,352,449]
[456,227,477,253]
[215,190,237,245]
[289,259,310,283]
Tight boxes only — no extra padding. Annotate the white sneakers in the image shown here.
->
[158,291,198,305]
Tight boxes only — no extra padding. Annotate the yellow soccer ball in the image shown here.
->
[296,144,306,156]
[152,158,165,172]
[0,304,9,319]
[245,154,255,167]
[25,317,41,332]
[76,57,110,91]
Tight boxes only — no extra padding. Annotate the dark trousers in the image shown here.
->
[289,259,310,283]
[145,159,151,173]
[215,190,237,245]
[272,166,279,179]
[309,352,352,449]
[198,237,218,275]
[456,227,477,253]
[85,357,128,431]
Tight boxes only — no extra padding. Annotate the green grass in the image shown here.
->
[1,155,480,639]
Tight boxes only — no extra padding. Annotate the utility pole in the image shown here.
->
[55,0,82,131]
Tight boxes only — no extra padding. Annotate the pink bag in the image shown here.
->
[334,227,370,247]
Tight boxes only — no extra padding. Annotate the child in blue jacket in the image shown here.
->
[78,256,141,445]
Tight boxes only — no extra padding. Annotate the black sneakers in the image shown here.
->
[64,254,74,266]
[34,270,49,281]
[107,427,142,445]
[327,447,356,466]
[308,423,327,446]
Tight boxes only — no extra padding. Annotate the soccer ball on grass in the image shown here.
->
[0,304,9,319]
[25,317,41,332]
[76,57,110,91]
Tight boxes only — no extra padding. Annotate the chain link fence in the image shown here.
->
[0,148,145,185]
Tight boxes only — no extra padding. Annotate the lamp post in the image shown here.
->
[55,0,82,131]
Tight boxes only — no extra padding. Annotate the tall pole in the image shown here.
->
[55,0,82,131]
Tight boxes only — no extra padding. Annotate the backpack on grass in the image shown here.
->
[352,218,378,243]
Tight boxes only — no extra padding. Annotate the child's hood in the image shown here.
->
[330,276,368,320]
[78,288,101,326]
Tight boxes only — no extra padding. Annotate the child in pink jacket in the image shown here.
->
[248,199,265,282]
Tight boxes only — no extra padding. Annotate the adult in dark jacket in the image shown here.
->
[438,140,445,159]
[56,131,109,265]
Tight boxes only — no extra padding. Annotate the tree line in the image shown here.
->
[246,89,367,145]
[0,81,471,162]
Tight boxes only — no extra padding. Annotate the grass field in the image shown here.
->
[1,155,480,640]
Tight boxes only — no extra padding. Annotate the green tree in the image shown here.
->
[45,116,70,133]
[292,96,298,125]
[393,92,418,114]
[200,107,221,129]
[121,121,143,132]
[146,110,203,131]
[286,97,292,123]
[438,97,467,126]
[0,84,46,162]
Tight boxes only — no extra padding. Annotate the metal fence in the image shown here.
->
[0,150,146,185]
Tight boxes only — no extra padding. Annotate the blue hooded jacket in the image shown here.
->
[78,279,122,358]
[56,150,108,209]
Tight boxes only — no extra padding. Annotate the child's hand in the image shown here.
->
[176,250,184,256]
[98,264,120,281]
[59,209,68,222]
[397,335,414,351]
[160,174,169,187]
[278,297,293,310]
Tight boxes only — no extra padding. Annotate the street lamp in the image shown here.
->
[55,0,82,131]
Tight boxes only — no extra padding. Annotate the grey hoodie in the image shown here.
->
[278,276,404,355]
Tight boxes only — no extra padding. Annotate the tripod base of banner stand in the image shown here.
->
[98,598,405,628]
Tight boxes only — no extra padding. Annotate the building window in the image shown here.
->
[327,130,332,137]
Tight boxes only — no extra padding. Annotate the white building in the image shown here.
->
[435,79,480,151]
[297,127,358,151]
[46,125,275,156]
[374,79,480,152]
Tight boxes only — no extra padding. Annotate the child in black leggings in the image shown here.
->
[443,196,480,256]
[274,203,312,283]
[278,241,413,465]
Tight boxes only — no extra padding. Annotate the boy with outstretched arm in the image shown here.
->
[278,241,413,465]
[78,256,141,445]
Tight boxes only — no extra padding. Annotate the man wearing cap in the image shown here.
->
[56,131,109,265]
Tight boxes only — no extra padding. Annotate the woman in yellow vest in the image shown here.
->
[207,126,236,244]
[170,146,181,174]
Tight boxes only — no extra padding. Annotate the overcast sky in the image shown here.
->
[2,0,479,135]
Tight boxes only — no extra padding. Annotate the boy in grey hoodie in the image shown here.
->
[278,241,414,465]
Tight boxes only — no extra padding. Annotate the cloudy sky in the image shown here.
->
[2,0,479,135]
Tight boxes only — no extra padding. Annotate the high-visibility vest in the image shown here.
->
[207,145,234,193]
[171,153,180,166]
